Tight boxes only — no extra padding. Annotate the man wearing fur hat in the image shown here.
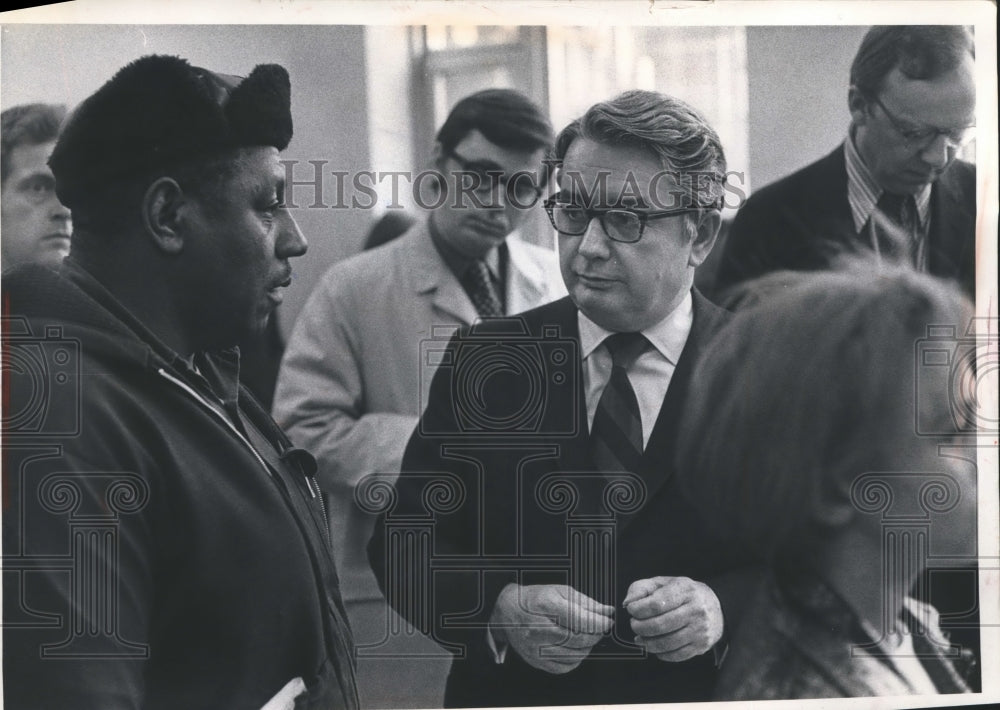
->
[2,56,359,709]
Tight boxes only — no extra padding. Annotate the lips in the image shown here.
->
[266,272,293,304]
[575,272,617,288]
[270,270,293,291]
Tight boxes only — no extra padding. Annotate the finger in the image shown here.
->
[555,603,614,634]
[629,606,691,638]
[655,642,699,663]
[625,586,689,621]
[634,625,695,655]
[622,577,663,606]
[559,586,616,618]
[547,589,614,633]
[519,651,583,675]
[554,631,605,650]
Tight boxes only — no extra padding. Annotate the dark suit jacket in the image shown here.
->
[368,292,753,707]
[716,145,976,299]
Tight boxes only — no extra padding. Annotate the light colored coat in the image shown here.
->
[273,217,565,600]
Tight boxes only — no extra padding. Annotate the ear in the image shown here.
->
[848,85,870,127]
[142,177,190,255]
[688,209,722,267]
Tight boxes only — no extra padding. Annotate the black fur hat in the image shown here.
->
[49,55,292,208]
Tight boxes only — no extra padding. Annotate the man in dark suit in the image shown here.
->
[716,25,976,301]
[369,90,752,706]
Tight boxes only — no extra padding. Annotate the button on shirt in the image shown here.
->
[578,291,694,447]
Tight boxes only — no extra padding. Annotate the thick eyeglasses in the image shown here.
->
[544,198,713,244]
[871,95,975,149]
[447,149,544,206]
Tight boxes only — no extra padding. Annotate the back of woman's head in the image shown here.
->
[677,264,971,564]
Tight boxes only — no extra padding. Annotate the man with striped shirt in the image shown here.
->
[716,25,976,300]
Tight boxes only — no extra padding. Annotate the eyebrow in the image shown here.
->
[554,189,650,210]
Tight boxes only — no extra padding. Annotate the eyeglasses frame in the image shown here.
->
[868,93,975,149]
[543,196,719,244]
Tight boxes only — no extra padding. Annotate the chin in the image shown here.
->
[573,295,632,332]
[35,247,69,267]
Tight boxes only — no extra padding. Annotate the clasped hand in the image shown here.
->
[491,577,722,673]
[489,584,613,674]
[623,576,724,662]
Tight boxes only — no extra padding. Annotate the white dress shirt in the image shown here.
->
[578,291,694,447]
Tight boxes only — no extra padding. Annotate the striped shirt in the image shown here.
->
[844,134,931,268]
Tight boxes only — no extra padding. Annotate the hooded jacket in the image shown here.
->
[2,261,359,710]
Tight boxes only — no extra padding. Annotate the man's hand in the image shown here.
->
[623,576,723,662]
[490,584,614,674]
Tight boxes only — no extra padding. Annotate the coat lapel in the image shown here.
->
[926,168,974,281]
[407,217,479,326]
[534,298,591,471]
[619,290,730,530]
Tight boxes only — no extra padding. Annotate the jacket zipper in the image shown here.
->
[157,368,276,478]
[158,368,327,534]
[158,368,351,705]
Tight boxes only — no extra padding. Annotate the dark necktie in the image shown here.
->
[590,332,650,477]
[873,191,916,264]
[464,259,503,317]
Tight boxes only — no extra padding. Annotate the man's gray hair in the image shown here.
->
[552,90,727,210]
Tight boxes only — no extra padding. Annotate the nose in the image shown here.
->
[50,196,71,224]
[576,216,612,260]
[918,133,953,170]
[275,209,308,259]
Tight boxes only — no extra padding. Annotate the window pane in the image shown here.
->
[547,26,750,203]
[426,25,522,51]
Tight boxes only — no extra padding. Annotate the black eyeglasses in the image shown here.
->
[544,197,716,244]
[870,95,975,149]
[446,149,544,206]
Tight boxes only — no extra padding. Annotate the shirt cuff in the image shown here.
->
[712,637,729,668]
[486,625,509,664]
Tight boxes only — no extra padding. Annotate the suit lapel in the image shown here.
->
[808,147,860,259]
[407,218,479,326]
[926,169,972,279]
[533,298,591,472]
[618,291,729,530]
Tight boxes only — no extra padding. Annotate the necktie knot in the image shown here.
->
[604,332,649,371]
[877,191,910,225]
[873,191,917,265]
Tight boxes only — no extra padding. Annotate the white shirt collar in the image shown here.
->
[844,130,932,234]
[578,290,693,366]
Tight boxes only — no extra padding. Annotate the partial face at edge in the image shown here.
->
[851,55,976,195]
[1,140,71,269]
